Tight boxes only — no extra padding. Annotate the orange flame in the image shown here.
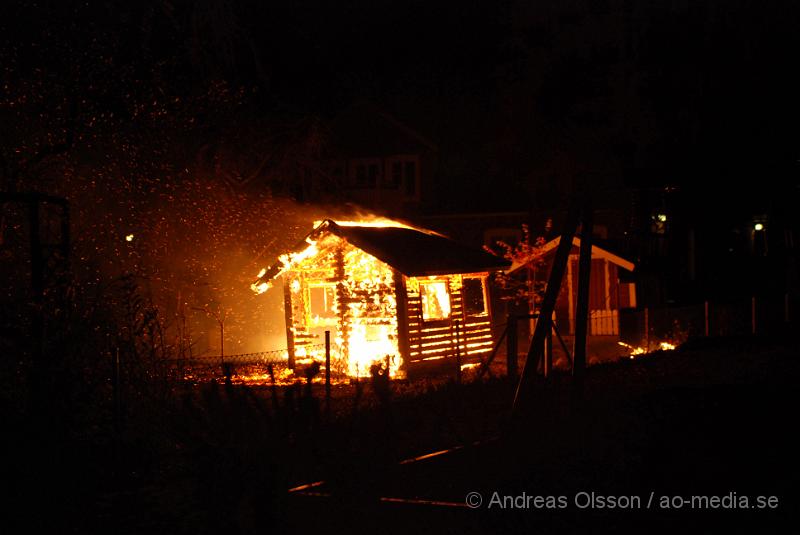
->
[618,340,677,359]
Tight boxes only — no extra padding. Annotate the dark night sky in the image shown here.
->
[3,0,799,208]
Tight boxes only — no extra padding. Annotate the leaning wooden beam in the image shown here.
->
[512,203,581,415]
[476,322,509,379]
[572,205,594,397]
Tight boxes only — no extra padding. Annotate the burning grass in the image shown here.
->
[618,340,678,359]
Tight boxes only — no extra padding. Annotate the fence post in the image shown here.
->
[644,307,650,352]
[111,347,121,481]
[112,347,121,435]
[455,319,462,384]
[704,301,709,337]
[507,314,518,380]
[751,296,757,335]
[543,312,553,378]
[325,331,331,413]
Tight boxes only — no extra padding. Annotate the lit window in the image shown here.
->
[309,285,336,318]
[421,281,451,320]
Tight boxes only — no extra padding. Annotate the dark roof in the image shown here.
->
[257,220,509,284]
[329,223,509,276]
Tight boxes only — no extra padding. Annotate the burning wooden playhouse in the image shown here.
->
[252,220,510,377]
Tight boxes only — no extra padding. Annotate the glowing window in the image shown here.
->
[309,285,336,318]
[421,281,451,320]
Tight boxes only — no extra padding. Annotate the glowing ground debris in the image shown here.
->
[618,340,677,358]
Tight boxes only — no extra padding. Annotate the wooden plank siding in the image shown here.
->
[404,275,494,364]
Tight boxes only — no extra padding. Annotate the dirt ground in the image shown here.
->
[284,336,800,534]
[7,335,798,534]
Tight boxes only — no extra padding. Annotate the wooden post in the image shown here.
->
[112,347,121,435]
[111,346,121,479]
[455,319,462,384]
[543,312,554,378]
[283,277,296,369]
[704,301,709,337]
[392,271,411,369]
[506,315,518,380]
[219,321,224,367]
[334,247,348,369]
[27,200,46,422]
[566,257,575,335]
[572,206,593,388]
[513,202,581,414]
[325,330,331,411]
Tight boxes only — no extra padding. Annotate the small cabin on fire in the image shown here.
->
[252,220,510,377]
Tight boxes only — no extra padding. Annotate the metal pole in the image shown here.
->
[644,307,650,352]
[751,296,756,335]
[704,301,709,337]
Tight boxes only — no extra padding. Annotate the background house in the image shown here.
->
[318,103,440,216]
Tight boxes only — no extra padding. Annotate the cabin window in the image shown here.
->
[384,156,418,195]
[462,277,487,316]
[420,281,451,321]
[309,284,337,318]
